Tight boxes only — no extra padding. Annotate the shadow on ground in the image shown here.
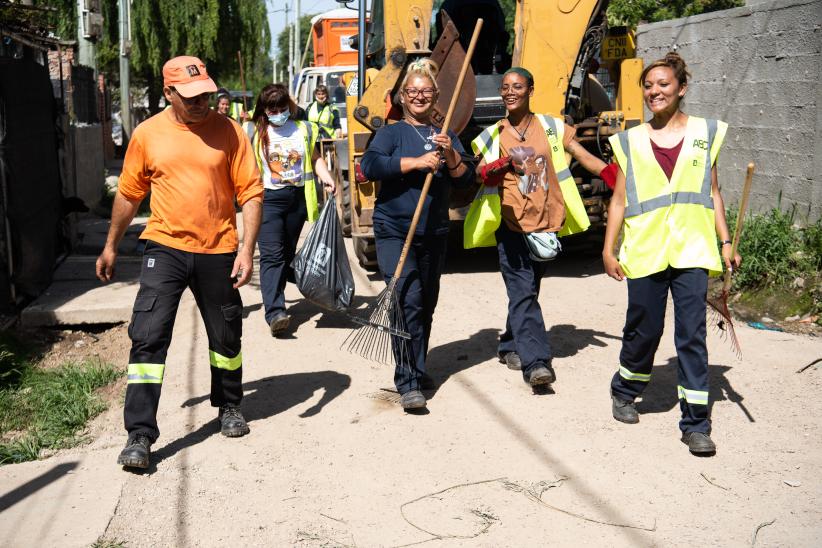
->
[148,370,351,466]
[636,357,754,422]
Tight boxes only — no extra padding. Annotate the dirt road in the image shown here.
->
[1,240,820,547]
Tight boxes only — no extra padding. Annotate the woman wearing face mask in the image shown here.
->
[360,58,475,411]
[251,83,336,336]
[603,53,739,455]
[471,67,611,388]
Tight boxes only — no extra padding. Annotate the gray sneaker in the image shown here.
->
[400,390,426,410]
[499,352,522,370]
[611,395,639,424]
[681,432,716,454]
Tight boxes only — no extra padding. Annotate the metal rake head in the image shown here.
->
[343,281,412,367]
[707,287,742,359]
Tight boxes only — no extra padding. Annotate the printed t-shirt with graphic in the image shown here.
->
[118,109,262,254]
[497,119,575,233]
[261,121,307,190]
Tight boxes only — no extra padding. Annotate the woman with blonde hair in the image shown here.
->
[603,52,739,455]
[360,58,475,410]
[251,83,336,336]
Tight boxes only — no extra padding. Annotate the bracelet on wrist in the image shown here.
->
[719,240,732,246]
[446,161,461,170]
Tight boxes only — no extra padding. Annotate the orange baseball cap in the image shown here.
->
[162,56,218,97]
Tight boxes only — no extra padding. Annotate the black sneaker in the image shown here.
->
[681,432,716,454]
[269,312,290,336]
[219,405,250,437]
[611,395,639,424]
[400,390,426,410]
[499,352,522,370]
[117,434,152,469]
[527,365,556,386]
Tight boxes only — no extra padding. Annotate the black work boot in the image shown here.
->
[499,352,522,370]
[219,405,250,437]
[269,312,290,337]
[681,432,716,455]
[526,365,556,386]
[117,434,152,469]
[611,395,639,424]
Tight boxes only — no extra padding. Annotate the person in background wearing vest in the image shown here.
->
[472,67,613,388]
[360,59,475,411]
[603,52,740,455]
[251,83,336,336]
[307,85,342,139]
[96,56,262,470]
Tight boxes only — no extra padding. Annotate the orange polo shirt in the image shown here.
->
[118,109,262,253]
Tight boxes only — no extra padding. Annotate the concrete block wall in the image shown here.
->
[636,0,822,221]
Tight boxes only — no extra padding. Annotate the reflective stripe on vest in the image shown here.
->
[308,102,334,135]
[470,124,501,163]
[619,118,718,218]
[252,120,320,222]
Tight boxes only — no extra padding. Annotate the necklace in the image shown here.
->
[509,113,533,142]
[405,120,434,150]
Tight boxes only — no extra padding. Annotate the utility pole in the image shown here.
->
[119,0,131,141]
[294,0,300,92]
[286,2,293,92]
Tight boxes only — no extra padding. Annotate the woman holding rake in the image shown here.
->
[360,58,475,410]
[602,52,740,455]
[471,67,611,388]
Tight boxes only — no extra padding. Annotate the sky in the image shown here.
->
[269,0,356,57]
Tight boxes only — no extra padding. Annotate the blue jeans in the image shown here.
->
[258,187,307,324]
[496,223,552,379]
[374,222,447,395]
[610,267,711,434]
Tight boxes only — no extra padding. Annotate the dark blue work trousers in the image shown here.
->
[374,222,447,395]
[258,186,307,324]
[496,223,552,379]
[611,267,711,434]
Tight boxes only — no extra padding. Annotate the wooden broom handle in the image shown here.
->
[391,19,484,280]
[723,162,755,292]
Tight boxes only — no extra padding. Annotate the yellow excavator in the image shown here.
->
[339,0,644,267]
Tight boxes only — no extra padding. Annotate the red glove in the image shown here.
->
[600,162,618,190]
[480,156,512,187]
[354,162,368,183]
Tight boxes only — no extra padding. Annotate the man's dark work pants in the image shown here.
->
[258,187,307,324]
[124,241,244,442]
[610,267,711,434]
[496,223,552,380]
[374,222,447,395]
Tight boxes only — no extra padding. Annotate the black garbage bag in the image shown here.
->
[292,196,355,311]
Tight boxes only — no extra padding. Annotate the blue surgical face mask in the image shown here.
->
[267,110,290,126]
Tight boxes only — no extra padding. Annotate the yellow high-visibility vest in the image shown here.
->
[229,102,245,122]
[307,102,335,138]
[608,116,728,279]
[252,120,320,222]
[467,114,590,247]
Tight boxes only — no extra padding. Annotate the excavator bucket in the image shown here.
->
[429,11,476,135]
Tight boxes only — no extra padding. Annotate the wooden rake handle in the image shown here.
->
[390,19,484,280]
[723,162,755,292]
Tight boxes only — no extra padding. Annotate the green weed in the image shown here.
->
[728,205,822,321]
[0,339,121,465]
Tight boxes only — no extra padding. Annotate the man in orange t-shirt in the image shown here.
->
[96,56,262,470]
